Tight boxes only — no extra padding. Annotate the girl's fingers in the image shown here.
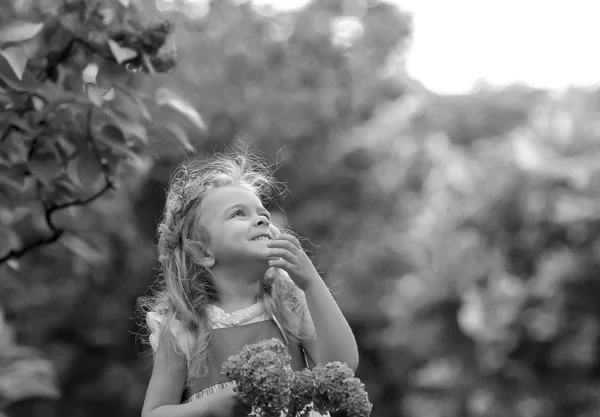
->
[274,233,302,249]
[268,238,301,255]
[265,248,296,263]
[268,258,291,270]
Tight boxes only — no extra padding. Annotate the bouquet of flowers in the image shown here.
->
[222,338,372,417]
[221,338,294,417]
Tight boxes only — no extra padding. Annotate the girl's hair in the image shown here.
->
[138,150,311,382]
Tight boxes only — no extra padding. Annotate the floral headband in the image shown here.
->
[157,166,213,265]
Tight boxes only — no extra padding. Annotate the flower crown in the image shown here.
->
[157,165,214,265]
[156,153,276,265]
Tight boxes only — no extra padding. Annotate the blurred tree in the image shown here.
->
[390,90,600,417]
[0,0,204,415]
[412,85,547,146]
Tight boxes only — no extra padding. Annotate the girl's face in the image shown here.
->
[198,185,277,266]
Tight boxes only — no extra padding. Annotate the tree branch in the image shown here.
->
[0,108,115,264]
[0,124,21,143]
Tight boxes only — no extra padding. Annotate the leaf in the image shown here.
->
[82,63,99,84]
[128,92,151,120]
[0,112,33,135]
[96,123,138,160]
[0,225,21,258]
[163,122,196,152]
[156,87,207,131]
[102,87,115,101]
[47,172,81,204]
[99,8,116,26]
[102,108,148,145]
[112,84,151,121]
[0,131,28,164]
[0,46,28,80]
[7,258,19,270]
[54,134,78,161]
[0,162,28,192]
[20,36,42,59]
[0,351,60,402]
[85,83,105,108]
[166,99,206,131]
[40,99,86,129]
[0,21,44,44]
[39,0,62,16]
[67,147,105,191]
[28,142,62,186]
[60,234,104,264]
[32,96,44,110]
[0,86,13,110]
[107,39,137,64]
[0,51,40,92]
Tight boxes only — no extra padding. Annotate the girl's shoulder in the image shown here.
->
[146,311,196,360]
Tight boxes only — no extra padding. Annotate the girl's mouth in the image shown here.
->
[251,235,271,241]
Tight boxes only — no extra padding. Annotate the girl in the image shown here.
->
[139,151,359,417]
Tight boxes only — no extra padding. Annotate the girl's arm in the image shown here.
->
[141,335,215,417]
[301,279,359,371]
[266,234,359,371]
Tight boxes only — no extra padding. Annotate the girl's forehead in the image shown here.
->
[201,186,262,212]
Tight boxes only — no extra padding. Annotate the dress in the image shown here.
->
[147,303,329,416]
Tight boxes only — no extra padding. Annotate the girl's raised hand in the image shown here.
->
[266,234,320,291]
[205,385,252,417]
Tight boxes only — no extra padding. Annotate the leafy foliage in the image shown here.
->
[0,0,200,264]
[376,90,600,417]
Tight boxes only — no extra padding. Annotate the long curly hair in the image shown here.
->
[138,149,311,382]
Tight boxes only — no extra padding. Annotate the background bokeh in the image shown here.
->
[2,1,600,416]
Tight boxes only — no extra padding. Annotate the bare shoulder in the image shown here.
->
[142,333,187,414]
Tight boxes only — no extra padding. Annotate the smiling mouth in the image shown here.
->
[251,235,271,241]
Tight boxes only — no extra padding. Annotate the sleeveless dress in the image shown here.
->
[147,303,328,416]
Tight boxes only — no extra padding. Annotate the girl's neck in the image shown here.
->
[211,266,263,314]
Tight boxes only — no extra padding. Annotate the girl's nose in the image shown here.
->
[256,216,270,227]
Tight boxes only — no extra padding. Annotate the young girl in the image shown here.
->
[139,151,359,417]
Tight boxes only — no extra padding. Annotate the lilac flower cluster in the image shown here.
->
[222,339,372,417]
[310,362,373,417]
[288,368,314,416]
[222,338,294,417]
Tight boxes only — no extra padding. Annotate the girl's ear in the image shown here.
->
[198,249,215,268]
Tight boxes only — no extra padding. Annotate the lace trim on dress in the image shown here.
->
[207,302,265,327]
[185,381,235,403]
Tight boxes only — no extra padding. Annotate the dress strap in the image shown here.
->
[270,314,289,345]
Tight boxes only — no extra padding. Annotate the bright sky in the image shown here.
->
[400,0,600,94]
[192,0,600,94]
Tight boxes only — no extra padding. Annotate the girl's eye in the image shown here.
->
[262,213,272,221]
[232,210,245,218]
